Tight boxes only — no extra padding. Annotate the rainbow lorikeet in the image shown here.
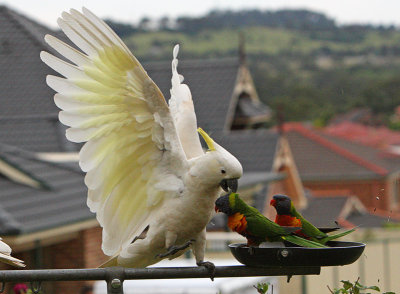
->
[215,193,326,248]
[270,194,356,244]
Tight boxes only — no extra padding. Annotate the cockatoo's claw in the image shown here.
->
[156,239,195,259]
[197,261,216,281]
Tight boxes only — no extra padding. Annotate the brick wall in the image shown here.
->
[82,226,108,268]
[50,236,86,294]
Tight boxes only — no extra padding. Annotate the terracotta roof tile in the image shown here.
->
[284,123,400,180]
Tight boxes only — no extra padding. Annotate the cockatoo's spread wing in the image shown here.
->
[168,46,203,159]
[40,8,189,256]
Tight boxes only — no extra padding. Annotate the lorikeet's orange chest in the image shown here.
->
[227,212,248,234]
[275,214,302,227]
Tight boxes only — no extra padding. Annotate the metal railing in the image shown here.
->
[0,265,321,294]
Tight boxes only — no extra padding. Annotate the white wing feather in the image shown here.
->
[41,8,187,255]
[168,45,203,159]
[0,238,25,268]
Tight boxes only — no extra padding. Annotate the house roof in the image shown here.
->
[284,123,400,181]
[0,144,92,235]
[0,5,74,152]
[325,121,400,152]
[301,195,394,228]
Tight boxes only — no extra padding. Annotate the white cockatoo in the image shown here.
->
[0,238,25,268]
[40,8,242,273]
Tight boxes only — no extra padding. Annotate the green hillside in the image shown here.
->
[125,27,400,59]
[115,10,400,126]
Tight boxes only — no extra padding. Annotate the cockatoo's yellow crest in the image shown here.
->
[197,128,215,151]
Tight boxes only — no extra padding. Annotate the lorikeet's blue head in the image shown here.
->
[215,193,235,216]
[270,194,292,215]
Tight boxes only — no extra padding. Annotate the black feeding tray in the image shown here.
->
[229,241,365,267]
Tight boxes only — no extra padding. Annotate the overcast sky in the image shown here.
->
[2,0,400,29]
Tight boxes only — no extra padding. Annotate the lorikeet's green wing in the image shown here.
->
[243,208,326,248]
[291,205,327,238]
[244,208,292,240]
[291,206,355,244]
[230,193,326,248]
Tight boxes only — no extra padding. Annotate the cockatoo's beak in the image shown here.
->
[220,178,238,193]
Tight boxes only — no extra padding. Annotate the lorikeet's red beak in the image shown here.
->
[270,199,276,207]
[215,205,220,213]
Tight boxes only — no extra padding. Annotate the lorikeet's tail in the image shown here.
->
[282,235,327,248]
[319,227,357,244]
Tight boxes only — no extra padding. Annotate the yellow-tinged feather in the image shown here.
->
[83,66,126,88]
[92,57,125,78]
[80,133,147,172]
[104,46,136,70]
[96,49,127,74]
[65,127,96,142]
[75,104,130,115]
[68,92,127,105]
[85,120,134,140]
[109,176,148,227]
[89,142,154,195]
[103,177,146,227]
[66,113,131,129]
[74,79,120,94]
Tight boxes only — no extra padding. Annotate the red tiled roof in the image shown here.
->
[326,122,400,148]
[283,122,388,177]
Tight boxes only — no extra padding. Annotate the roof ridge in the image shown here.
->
[2,5,49,50]
[285,123,388,176]
[369,208,400,221]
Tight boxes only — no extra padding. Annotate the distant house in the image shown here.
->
[329,107,377,126]
[282,122,400,214]
[0,5,295,294]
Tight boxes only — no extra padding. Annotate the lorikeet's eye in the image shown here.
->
[221,169,226,174]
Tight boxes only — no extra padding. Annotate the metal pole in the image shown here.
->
[301,275,307,294]
[0,266,320,282]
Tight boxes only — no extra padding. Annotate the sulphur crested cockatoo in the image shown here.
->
[0,238,25,268]
[40,8,242,272]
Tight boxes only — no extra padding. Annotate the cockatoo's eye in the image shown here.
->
[221,169,226,174]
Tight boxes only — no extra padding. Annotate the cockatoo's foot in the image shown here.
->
[156,239,195,258]
[197,261,216,281]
